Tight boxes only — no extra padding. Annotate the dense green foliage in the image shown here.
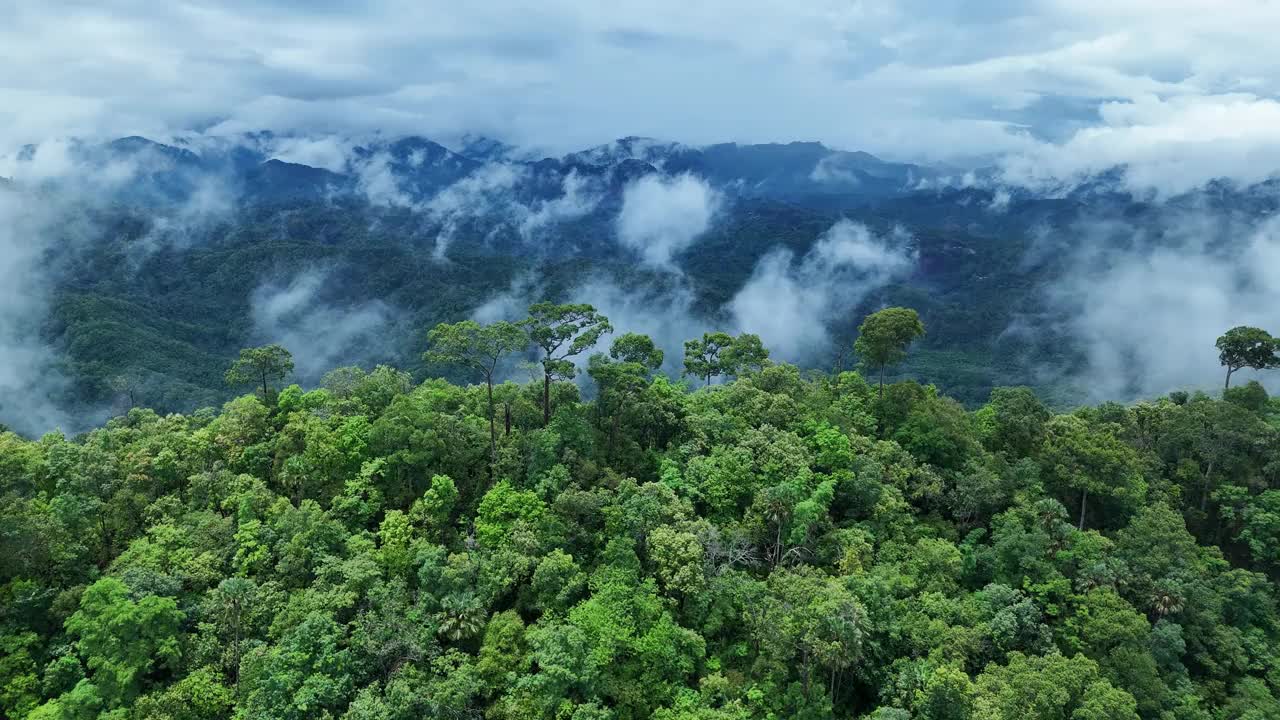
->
[1216,327,1280,390]
[853,308,925,394]
[5,309,1280,719]
[38,187,1092,420]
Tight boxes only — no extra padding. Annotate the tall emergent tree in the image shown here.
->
[1216,325,1280,389]
[854,307,925,395]
[683,332,735,387]
[683,332,772,387]
[607,332,665,371]
[523,302,611,426]
[426,320,528,469]
[225,344,294,402]
[588,333,664,456]
[724,333,770,376]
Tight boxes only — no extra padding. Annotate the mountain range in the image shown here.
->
[2,132,1278,435]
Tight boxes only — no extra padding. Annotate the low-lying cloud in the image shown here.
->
[0,188,74,436]
[730,220,916,360]
[616,173,720,269]
[1000,94,1280,198]
[250,269,399,383]
[1045,213,1280,401]
[567,277,711,379]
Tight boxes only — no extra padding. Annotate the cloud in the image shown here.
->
[466,270,712,381]
[354,151,418,209]
[266,135,355,173]
[1000,94,1280,197]
[473,220,917,381]
[566,276,710,378]
[360,160,603,260]
[0,187,75,436]
[729,220,916,360]
[1044,212,1280,401]
[470,272,543,324]
[6,1,1278,195]
[519,170,602,239]
[0,142,244,436]
[250,268,398,382]
[615,173,720,269]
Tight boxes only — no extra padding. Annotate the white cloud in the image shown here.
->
[267,135,354,173]
[0,188,74,436]
[1001,94,1280,197]
[250,269,398,382]
[615,173,720,269]
[1045,213,1280,400]
[2,0,1277,195]
[567,276,709,377]
[729,220,916,360]
[519,170,601,239]
[354,151,416,208]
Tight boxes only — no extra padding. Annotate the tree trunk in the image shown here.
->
[774,521,783,567]
[802,648,812,700]
[1078,488,1088,530]
[878,366,885,398]
[231,602,242,688]
[1225,366,1234,390]
[543,369,551,427]
[486,377,497,478]
[608,411,619,459]
[504,403,512,435]
[1201,460,1215,512]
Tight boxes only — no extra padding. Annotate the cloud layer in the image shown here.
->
[615,174,720,268]
[250,269,399,383]
[730,221,916,360]
[0,188,74,436]
[1045,213,1280,401]
[4,1,1280,194]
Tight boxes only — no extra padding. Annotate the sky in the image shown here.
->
[4,0,1280,188]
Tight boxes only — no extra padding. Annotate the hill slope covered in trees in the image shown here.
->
[4,307,1280,720]
[7,132,1280,435]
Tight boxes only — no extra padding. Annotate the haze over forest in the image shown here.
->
[4,3,1280,720]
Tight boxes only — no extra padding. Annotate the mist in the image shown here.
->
[462,220,920,383]
[615,173,721,269]
[0,139,243,436]
[729,220,916,361]
[1040,211,1280,401]
[250,269,400,384]
[0,188,75,436]
[567,277,711,379]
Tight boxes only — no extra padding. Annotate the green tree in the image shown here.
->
[426,319,528,469]
[609,332,665,371]
[972,652,1138,720]
[225,344,295,402]
[523,302,612,426]
[63,577,184,708]
[724,333,770,376]
[977,386,1050,459]
[1040,415,1145,530]
[1215,325,1280,389]
[238,611,355,720]
[683,332,735,387]
[854,307,925,395]
[132,667,234,720]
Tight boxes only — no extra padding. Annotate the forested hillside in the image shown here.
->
[4,306,1280,720]
[9,132,1280,437]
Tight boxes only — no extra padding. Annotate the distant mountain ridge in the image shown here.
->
[6,132,953,209]
[12,131,1280,214]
